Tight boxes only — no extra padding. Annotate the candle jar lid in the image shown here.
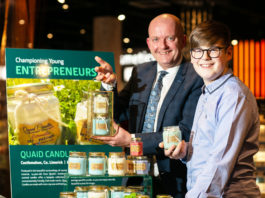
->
[136,195,150,198]
[87,185,108,191]
[69,152,86,157]
[109,152,125,158]
[127,185,144,191]
[110,186,125,191]
[59,192,76,198]
[127,155,135,160]
[135,156,148,160]
[89,152,105,157]
[75,186,89,191]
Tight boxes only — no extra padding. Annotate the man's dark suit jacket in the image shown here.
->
[112,60,203,194]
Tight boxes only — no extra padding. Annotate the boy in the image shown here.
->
[160,20,261,197]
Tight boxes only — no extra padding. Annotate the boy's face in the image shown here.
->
[190,44,232,85]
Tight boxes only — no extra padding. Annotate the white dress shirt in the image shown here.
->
[153,64,179,131]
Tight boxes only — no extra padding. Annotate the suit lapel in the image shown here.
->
[155,62,187,132]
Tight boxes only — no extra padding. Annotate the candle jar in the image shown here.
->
[108,152,126,176]
[59,192,76,198]
[91,91,114,136]
[88,152,106,176]
[163,126,182,150]
[75,92,93,145]
[68,152,87,176]
[110,186,124,198]
[92,114,110,136]
[87,186,109,198]
[126,155,136,175]
[135,156,150,175]
[130,137,143,156]
[7,82,62,145]
[74,186,88,198]
[93,92,109,114]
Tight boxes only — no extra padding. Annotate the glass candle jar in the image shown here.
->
[7,82,62,145]
[92,114,110,136]
[108,152,126,176]
[130,137,143,156]
[59,192,76,198]
[126,155,136,175]
[163,126,182,150]
[87,186,109,198]
[110,186,124,198]
[74,186,88,198]
[135,156,150,175]
[93,93,109,114]
[88,152,106,176]
[75,93,93,145]
[68,152,87,176]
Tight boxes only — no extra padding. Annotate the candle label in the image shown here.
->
[91,163,104,170]
[69,162,81,170]
[18,119,60,145]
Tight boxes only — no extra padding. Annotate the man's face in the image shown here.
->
[190,45,232,85]
[146,18,185,69]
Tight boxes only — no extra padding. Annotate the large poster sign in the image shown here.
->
[5,48,122,198]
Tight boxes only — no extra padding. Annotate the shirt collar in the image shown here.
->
[202,69,233,94]
[156,60,181,76]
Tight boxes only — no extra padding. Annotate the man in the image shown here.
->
[94,13,203,197]
[161,20,261,197]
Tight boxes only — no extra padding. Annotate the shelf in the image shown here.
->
[64,174,153,197]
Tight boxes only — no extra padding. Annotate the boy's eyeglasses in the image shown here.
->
[190,46,227,59]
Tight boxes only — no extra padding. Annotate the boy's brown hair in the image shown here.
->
[189,20,231,49]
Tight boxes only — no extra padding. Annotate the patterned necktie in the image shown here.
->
[142,71,168,133]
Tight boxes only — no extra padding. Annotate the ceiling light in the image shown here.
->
[80,29,86,35]
[62,4,69,10]
[123,38,130,44]
[117,14,126,21]
[231,40,238,46]
[47,33,53,39]
[57,0,65,3]
[18,19,25,25]
[127,48,133,54]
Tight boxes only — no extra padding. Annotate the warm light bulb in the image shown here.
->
[62,4,69,10]
[118,14,126,21]
[80,29,86,35]
[123,38,130,43]
[18,19,25,25]
[47,33,53,39]
[127,48,133,54]
[231,39,238,46]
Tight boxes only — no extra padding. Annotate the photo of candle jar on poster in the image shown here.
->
[6,78,114,145]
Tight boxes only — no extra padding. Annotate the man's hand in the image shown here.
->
[159,140,188,159]
[92,122,132,147]
[94,56,116,84]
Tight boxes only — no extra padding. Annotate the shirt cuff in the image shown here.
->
[101,81,116,91]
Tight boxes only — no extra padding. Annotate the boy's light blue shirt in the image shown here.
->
[186,70,260,197]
